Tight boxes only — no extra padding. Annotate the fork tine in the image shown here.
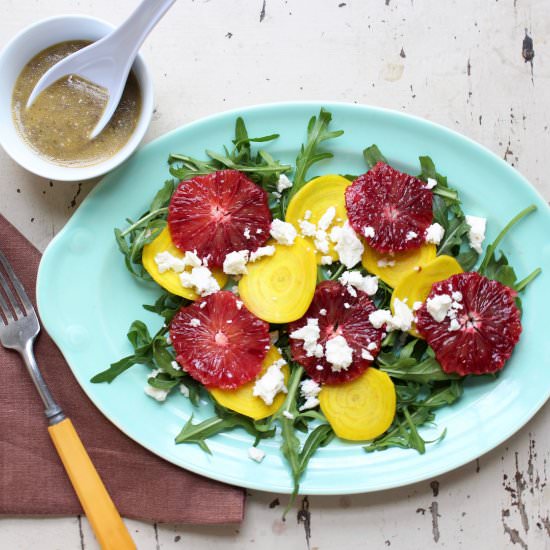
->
[0,267,24,319]
[0,251,34,315]
[0,282,15,323]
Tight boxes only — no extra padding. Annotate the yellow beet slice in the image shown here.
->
[391,255,464,338]
[210,346,289,420]
[142,227,227,299]
[319,368,396,441]
[362,243,437,288]
[285,174,351,263]
[238,237,317,323]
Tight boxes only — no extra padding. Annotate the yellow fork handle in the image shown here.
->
[48,418,136,550]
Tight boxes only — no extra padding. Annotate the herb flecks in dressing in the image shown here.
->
[12,40,141,167]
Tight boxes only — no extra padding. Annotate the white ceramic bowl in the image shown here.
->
[0,15,154,181]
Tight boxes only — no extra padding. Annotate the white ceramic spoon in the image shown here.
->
[26,0,176,139]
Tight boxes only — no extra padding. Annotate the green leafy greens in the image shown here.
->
[92,109,541,513]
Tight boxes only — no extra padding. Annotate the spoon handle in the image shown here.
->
[111,0,177,64]
[88,0,176,138]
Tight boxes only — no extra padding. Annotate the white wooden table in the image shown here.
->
[1,1,549,548]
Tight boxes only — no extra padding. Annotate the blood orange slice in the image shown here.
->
[415,272,522,376]
[170,291,270,389]
[345,162,433,253]
[168,170,272,267]
[288,280,384,384]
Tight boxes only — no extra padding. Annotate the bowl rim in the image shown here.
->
[0,13,154,181]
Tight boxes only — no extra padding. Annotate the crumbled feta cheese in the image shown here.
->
[183,251,202,268]
[154,251,187,274]
[390,298,414,331]
[298,219,317,237]
[248,446,265,463]
[406,230,418,241]
[377,257,396,268]
[320,255,333,265]
[451,291,463,302]
[425,223,445,245]
[344,302,351,309]
[325,335,354,372]
[367,342,377,351]
[277,174,293,193]
[412,301,423,311]
[299,379,321,411]
[339,270,379,296]
[424,177,438,190]
[465,215,487,254]
[171,360,181,371]
[304,210,312,220]
[223,250,249,275]
[243,227,251,239]
[252,359,288,405]
[426,294,452,322]
[319,308,327,316]
[236,300,243,310]
[313,229,330,254]
[180,266,220,296]
[282,410,295,420]
[166,335,172,345]
[148,368,161,379]
[332,221,364,268]
[256,228,263,234]
[144,385,169,402]
[361,349,374,361]
[317,207,336,231]
[449,318,461,331]
[369,301,413,332]
[249,245,276,262]
[270,219,297,245]
[290,318,323,358]
[363,226,375,238]
[199,301,207,309]
[189,318,201,327]
[179,383,190,397]
[231,285,239,294]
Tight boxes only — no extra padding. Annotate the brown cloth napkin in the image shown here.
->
[0,215,245,524]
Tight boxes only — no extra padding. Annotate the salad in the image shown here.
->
[92,109,540,508]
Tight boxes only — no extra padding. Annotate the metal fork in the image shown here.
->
[0,250,135,550]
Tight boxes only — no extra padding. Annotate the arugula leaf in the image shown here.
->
[418,156,460,204]
[479,205,535,274]
[416,155,479,269]
[142,292,185,324]
[264,363,334,516]
[169,117,290,188]
[175,406,276,454]
[91,294,185,384]
[436,215,472,259]
[364,381,463,453]
[363,144,387,168]
[147,374,180,391]
[378,354,461,384]
[90,356,140,384]
[114,180,174,281]
[232,117,279,151]
[91,321,157,383]
[286,109,344,204]
[476,204,541,301]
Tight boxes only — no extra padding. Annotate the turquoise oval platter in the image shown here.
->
[37,102,550,494]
